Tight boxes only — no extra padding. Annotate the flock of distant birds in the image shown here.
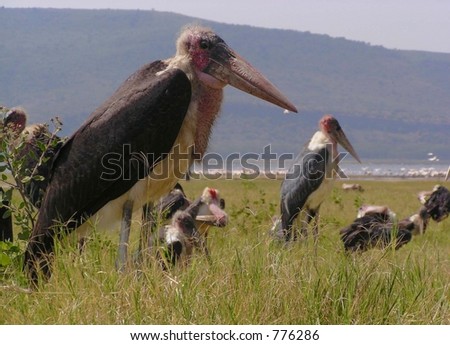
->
[0,25,449,288]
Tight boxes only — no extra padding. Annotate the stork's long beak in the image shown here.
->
[204,43,298,113]
[157,190,189,217]
[195,203,228,227]
[330,127,361,163]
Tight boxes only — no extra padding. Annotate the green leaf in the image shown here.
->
[0,252,11,267]
[21,176,31,184]
[32,175,45,181]
[18,229,31,241]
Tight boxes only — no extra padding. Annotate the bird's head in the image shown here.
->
[176,25,297,113]
[172,210,197,238]
[357,204,397,221]
[319,114,361,163]
[3,107,27,137]
[195,187,228,228]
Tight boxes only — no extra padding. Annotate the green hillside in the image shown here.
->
[1,8,449,160]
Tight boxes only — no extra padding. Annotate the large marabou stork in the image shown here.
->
[24,25,297,285]
[278,115,360,242]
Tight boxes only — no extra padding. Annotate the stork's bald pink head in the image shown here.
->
[175,25,297,112]
[196,187,228,227]
[319,114,361,163]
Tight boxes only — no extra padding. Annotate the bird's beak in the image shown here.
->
[203,43,298,113]
[195,203,228,227]
[157,192,189,216]
[330,127,361,163]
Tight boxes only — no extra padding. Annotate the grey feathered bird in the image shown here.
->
[278,115,360,242]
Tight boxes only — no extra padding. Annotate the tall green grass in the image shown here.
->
[0,179,449,324]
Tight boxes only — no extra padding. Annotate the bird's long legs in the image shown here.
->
[116,199,134,272]
[136,202,154,265]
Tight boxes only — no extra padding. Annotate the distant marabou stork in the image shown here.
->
[24,25,297,285]
[340,206,430,252]
[3,107,64,208]
[150,187,228,269]
[419,185,450,222]
[278,115,360,242]
[142,185,227,264]
[153,209,201,270]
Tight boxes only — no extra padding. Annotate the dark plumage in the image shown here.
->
[422,185,450,222]
[340,207,429,252]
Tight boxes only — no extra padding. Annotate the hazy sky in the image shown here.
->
[2,0,450,53]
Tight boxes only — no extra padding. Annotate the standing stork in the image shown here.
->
[278,115,360,242]
[24,25,297,285]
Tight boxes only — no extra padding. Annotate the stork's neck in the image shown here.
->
[164,56,224,158]
[308,131,339,160]
[194,82,223,156]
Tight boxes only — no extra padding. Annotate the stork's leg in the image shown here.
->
[308,208,320,258]
[0,190,13,243]
[308,208,320,245]
[136,202,154,265]
[202,235,212,264]
[116,200,134,272]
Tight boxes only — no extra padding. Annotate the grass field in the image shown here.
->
[0,178,449,324]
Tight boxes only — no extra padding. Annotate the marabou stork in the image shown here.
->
[419,185,450,222]
[2,107,64,208]
[152,210,201,270]
[340,206,429,252]
[24,25,297,285]
[357,204,397,221]
[278,115,360,242]
[143,185,227,263]
[183,186,228,258]
[149,186,227,269]
[137,182,190,266]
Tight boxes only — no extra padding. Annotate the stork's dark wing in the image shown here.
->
[424,186,450,222]
[280,147,327,228]
[33,61,191,235]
